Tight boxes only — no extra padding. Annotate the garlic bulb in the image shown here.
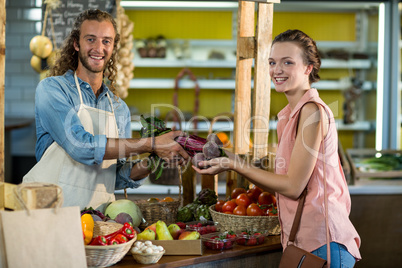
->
[130,241,165,254]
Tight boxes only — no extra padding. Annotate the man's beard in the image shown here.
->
[78,50,108,73]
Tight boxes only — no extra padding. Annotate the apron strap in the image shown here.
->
[74,72,85,105]
[105,92,115,115]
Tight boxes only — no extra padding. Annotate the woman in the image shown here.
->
[194,29,361,267]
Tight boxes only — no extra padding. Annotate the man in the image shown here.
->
[23,9,188,211]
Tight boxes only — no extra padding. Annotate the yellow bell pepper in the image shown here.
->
[81,214,94,245]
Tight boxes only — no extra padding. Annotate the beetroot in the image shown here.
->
[174,134,207,157]
[140,115,227,178]
[192,153,207,169]
[114,212,134,225]
[207,133,223,148]
[203,141,221,160]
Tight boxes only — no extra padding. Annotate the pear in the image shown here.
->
[168,223,183,240]
[145,222,157,233]
[178,231,200,240]
[137,229,156,240]
[156,220,174,240]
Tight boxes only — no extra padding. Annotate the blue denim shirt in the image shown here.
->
[35,70,145,189]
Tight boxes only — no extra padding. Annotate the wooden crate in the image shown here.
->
[0,182,18,210]
[345,149,402,185]
[0,182,60,210]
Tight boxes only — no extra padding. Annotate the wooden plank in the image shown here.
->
[252,3,274,160]
[0,182,17,210]
[238,36,255,59]
[181,166,196,206]
[234,0,254,156]
[233,1,255,191]
[0,0,5,182]
[201,174,218,192]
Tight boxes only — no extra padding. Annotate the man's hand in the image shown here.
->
[154,130,189,165]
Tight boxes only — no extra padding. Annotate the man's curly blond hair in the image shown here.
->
[48,9,121,94]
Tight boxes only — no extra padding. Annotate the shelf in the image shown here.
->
[129,78,375,90]
[133,39,372,69]
[133,56,371,69]
[130,119,373,132]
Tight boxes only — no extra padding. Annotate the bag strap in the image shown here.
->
[287,104,331,266]
[320,106,331,266]
[287,188,307,243]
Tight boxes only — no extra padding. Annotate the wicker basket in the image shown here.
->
[85,221,137,267]
[132,250,165,264]
[93,221,124,237]
[209,205,281,235]
[134,199,181,226]
[134,166,183,226]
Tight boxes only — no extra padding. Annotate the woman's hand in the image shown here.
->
[192,157,232,174]
[192,150,244,174]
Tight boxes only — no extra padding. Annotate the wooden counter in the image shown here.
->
[115,235,282,268]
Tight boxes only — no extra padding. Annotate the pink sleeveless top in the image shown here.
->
[275,88,361,260]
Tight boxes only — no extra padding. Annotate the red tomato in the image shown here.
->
[268,206,278,216]
[215,200,225,212]
[231,188,247,200]
[247,185,263,203]
[233,205,247,216]
[261,205,270,216]
[246,203,263,216]
[222,200,237,213]
[258,192,277,206]
[235,193,251,207]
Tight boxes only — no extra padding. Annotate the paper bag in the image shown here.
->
[0,183,86,268]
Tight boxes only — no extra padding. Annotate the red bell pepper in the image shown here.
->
[89,235,107,246]
[108,237,119,245]
[104,222,135,241]
[113,234,128,244]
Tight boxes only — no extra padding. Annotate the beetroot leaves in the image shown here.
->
[140,115,227,178]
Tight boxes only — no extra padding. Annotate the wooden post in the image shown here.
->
[252,3,274,161]
[233,0,255,190]
[232,0,280,192]
[0,0,6,182]
[181,164,196,206]
[234,1,254,156]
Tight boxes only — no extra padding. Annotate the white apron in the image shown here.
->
[24,73,119,212]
